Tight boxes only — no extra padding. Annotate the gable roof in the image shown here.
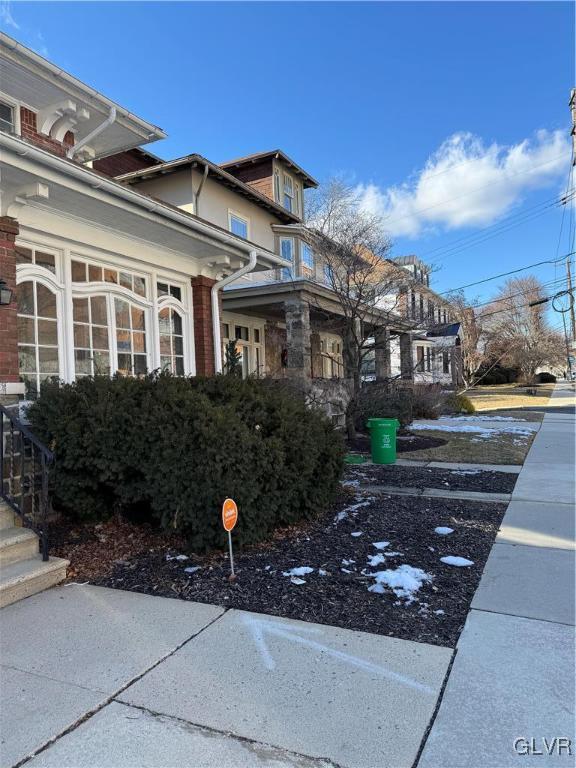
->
[219,149,319,188]
[115,153,300,224]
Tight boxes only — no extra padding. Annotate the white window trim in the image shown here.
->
[0,90,21,135]
[228,210,250,240]
[220,312,265,377]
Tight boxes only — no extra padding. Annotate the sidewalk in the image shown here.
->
[418,382,576,767]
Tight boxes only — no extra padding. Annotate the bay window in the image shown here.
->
[280,238,294,280]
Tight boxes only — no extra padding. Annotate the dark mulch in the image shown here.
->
[347,432,447,454]
[90,492,506,648]
[345,464,517,494]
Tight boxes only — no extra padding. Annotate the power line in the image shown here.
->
[466,275,570,311]
[439,253,575,296]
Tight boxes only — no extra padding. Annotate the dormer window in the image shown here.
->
[0,100,15,134]
[283,174,294,212]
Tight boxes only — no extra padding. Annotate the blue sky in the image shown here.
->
[3,1,575,311]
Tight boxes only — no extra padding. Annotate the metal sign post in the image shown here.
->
[222,498,238,579]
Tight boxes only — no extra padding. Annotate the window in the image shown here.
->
[443,309,447,324]
[229,212,249,240]
[235,325,249,341]
[157,281,182,301]
[15,245,56,274]
[71,259,146,296]
[221,318,264,378]
[17,281,60,397]
[115,298,147,376]
[73,296,110,376]
[419,295,425,319]
[280,238,294,280]
[426,348,431,371]
[411,292,416,318]
[324,263,334,286]
[301,242,314,270]
[283,174,294,212]
[428,300,435,320]
[274,170,281,203]
[0,101,14,134]
[443,351,450,374]
[159,307,184,375]
[416,346,424,370]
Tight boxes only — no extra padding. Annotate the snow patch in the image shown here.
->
[290,577,307,585]
[166,554,188,561]
[441,556,474,567]
[351,531,363,537]
[372,541,390,550]
[282,566,314,577]
[434,526,454,536]
[367,564,433,603]
[367,553,386,567]
[184,566,201,574]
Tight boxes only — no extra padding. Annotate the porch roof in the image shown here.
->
[222,279,414,333]
[1,133,286,274]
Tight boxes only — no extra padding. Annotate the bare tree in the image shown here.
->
[481,276,564,383]
[305,180,414,436]
[445,290,486,389]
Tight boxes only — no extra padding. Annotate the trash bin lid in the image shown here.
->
[366,418,400,428]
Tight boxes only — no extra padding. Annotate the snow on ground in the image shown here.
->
[166,554,188,561]
[341,558,355,566]
[282,566,314,577]
[452,470,481,475]
[452,415,528,422]
[351,531,363,537]
[434,526,454,535]
[412,422,535,437]
[367,564,433,603]
[372,540,390,549]
[441,555,474,567]
[184,566,201,574]
[334,497,373,523]
[290,577,307,585]
[367,553,387,567]
[341,479,360,488]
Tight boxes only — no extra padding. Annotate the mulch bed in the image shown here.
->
[347,432,447,454]
[345,464,517,494]
[83,491,506,648]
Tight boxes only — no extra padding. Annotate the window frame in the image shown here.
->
[228,210,250,240]
[220,314,265,378]
[0,91,20,135]
[301,241,314,271]
[283,173,294,212]
[280,237,295,280]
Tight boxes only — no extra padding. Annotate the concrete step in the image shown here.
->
[0,555,69,608]
[0,501,15,530]
[0,527,39,566]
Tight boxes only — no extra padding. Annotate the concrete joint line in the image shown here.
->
[469,606,575,629]
[116,701,344,768]
[13,608,231,768]
[493,541,576,555]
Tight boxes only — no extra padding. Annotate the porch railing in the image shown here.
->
[0,404,54,561]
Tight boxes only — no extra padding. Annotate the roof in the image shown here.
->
[219,149,319,189]
[115,154,301,224]
[0,33,166,159]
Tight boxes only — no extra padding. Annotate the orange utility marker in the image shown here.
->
[222,498,238,578]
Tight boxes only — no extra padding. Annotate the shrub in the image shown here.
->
[28,374,344,551]
[443,392,476,414]
[411,384,446,420]
[355,383,414,429]
[536,372,556,383]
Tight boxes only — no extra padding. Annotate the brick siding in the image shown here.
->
[93,149,161,177]
[0,217,20,384]
[191,276,217,376]
[224,159,275,202]
[20,107,75,157]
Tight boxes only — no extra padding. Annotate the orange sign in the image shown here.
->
[222,498,238,532]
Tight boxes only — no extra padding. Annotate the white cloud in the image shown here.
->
[355,129,570,238]
[0,1,19,29]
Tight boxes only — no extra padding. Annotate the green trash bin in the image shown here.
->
[367,418,400,464]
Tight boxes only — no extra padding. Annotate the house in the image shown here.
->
[0,33,286,406]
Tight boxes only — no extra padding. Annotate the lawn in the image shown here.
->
[400,428,535,465]
[465,383,555,417]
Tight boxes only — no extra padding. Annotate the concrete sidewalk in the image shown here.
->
[418,382,576,767]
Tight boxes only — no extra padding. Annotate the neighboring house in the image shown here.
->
[0,34,284,403]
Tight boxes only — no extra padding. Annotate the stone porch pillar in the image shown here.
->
[399,332,414,381]
[285,297,311,379]
[374,327,391,381]
[0,216,24,403]
[191,276,217,376]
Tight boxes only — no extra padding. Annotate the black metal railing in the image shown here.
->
[0,404,54,561]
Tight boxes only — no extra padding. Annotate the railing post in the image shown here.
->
[40,452,49,561]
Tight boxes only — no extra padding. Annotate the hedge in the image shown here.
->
[27,373,344,551]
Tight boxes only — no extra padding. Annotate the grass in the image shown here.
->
[465,383,555,418]
[404,428,535,465]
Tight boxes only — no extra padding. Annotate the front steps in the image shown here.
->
[0,500,68,608]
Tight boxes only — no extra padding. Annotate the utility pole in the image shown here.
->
[571,89,576,165]
[570,91,576,341]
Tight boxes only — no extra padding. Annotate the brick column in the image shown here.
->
[399,332,414,381]
[374,326,391,381]
[191,276,216,377]
[285,297,311,379]
[0,217,20,391]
